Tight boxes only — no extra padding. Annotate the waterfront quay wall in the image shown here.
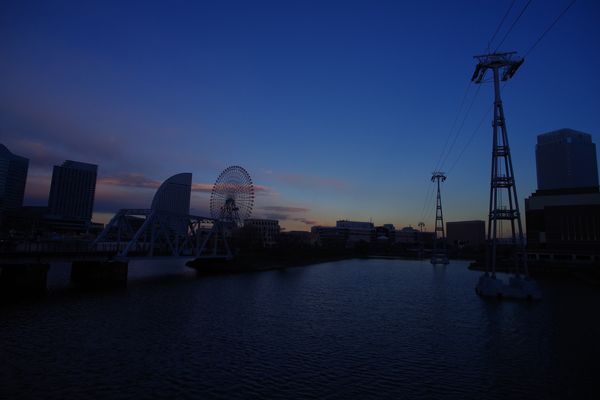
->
[0,259,129,299]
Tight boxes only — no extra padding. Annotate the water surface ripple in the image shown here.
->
[1,259,598,399]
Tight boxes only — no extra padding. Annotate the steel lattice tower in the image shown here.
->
[471,52,527,277]
[431,172,448,265]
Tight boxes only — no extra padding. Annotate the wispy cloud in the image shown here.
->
[264,213,289,221]
[253,184,273,196]
[191,183,215,193]
[98,173,161,189]
[192,182,270,194]
[291,217,318,226]
[256,205,318,226]
[0,106,127,172]
[99,172,272,196]
[23,173,52,206]
[275,173,347,190]
[94,185,155,212]
[260,205,310,213]
[7,139,65,168]
[262,215,318,226]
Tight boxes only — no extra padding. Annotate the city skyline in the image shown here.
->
[1,0,599,231]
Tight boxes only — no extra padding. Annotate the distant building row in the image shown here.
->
[2,126,598,259]
[308,219,485,249]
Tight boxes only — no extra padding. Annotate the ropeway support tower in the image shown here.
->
[430,172,449,265]
[471,52,540,299]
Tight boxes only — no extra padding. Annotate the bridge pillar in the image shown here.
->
[0,263,49,298]
[71,260,128,288]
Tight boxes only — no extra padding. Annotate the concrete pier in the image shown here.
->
[71,260,128,287]
[0,263,50,297]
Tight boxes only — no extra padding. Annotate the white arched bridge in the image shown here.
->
[93,173,233,260]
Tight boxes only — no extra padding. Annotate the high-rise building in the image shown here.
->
[0,144,29,214]
[535,128,599,192]
[525,129,600,263]
[48,160,97,221]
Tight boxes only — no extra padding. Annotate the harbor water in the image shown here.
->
[1,259,598,399]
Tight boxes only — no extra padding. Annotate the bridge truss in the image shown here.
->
[93,209,233,260]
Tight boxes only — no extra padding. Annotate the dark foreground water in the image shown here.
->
[1,259,599,399]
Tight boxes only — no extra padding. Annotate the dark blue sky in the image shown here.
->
[1,0,599,230]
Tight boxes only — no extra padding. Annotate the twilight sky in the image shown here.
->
[1,0,599,231]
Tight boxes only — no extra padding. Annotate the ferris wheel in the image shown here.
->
[209,165,254,227]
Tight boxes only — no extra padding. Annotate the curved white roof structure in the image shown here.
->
[151,173,192,215]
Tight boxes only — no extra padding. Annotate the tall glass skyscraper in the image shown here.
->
[48,160,98,221]
[0,144,29,214]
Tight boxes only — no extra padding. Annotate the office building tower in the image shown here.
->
[535,128,599,192]
[526,129,600,263]
[0,144,29,214]
[48,160,97,221]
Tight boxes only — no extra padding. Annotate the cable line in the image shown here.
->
[419,181,436,222]
[432,81,473,173]
[446,105,493,176]
[524,0,576,57]
[494,0,534,52]
[486,0,517,52]
[438,84,482,171]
